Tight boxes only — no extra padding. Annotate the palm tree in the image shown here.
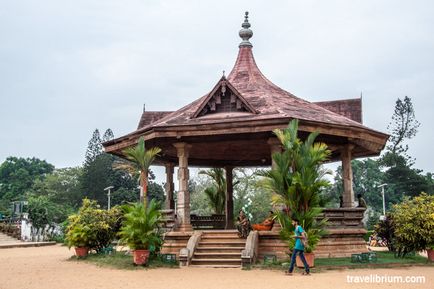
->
[115,137,161,208]
[199,168,226,214]
[260,119,331,252]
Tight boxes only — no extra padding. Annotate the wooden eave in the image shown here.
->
[104,116,388,165]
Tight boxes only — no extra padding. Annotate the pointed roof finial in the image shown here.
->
[239,11,253,48]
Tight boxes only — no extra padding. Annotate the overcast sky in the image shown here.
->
[1,0,433,181]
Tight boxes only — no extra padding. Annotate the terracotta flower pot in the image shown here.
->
[427,249,434,262]
[74,247,89,257]
[296,252,315,268]
[133,249,150,265]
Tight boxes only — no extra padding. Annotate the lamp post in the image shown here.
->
[104,186,114,210]
[378,184,387,220]
[137,186,143,203]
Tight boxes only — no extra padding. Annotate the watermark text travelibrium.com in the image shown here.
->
[346,274,426,284]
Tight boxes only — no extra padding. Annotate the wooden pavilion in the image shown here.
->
[103,12,388,266]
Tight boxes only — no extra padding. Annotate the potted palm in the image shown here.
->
[261,119,330,267]
[118,200,163,265]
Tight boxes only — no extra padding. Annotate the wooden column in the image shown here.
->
[267,138,282,170]
[225,166,234,229]
[268,137,283,232]
[164,163,175,210]
[173,143,193,231]
[341,144,355,208]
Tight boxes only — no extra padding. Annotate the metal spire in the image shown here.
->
[239,11,253,47]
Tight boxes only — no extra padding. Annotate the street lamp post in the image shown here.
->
[378,184,387,220]
[104,186,114,210]
[137,186,143,203]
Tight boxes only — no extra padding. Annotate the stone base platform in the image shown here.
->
[160,208,369,260]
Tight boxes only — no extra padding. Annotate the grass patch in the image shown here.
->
[316,251,429,267]
[69,251,179,270]
[252,251,431,272]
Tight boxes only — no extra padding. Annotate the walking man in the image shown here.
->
[286,218,310,275]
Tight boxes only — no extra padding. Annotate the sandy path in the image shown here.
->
[0,245,432,289]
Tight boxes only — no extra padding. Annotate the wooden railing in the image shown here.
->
[190,214,225,230]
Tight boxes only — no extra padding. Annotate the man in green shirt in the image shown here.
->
[286,218,310,275]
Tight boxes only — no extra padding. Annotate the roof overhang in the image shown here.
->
[103,117,388,167]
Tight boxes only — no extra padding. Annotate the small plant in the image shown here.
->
[118,199,163,251]
[66,224,92,248]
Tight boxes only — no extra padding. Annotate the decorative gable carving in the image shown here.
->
[193,77,257,118]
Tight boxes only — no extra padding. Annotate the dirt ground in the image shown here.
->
[0,245,432,289]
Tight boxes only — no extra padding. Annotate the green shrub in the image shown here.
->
[65,199,122,252]
[392,193,434,257]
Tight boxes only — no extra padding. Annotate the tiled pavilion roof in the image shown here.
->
[104,13,388,166]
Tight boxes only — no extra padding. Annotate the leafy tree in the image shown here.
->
[80,153,137,207]
[327,159,385,210]
[190,177,214,216]
[30,167,83,209]
[115,137,161,208]
[198,168,226,214]
[148,178,165,204]
[26,195,70,241]
[111,188,139,206]
[234,168,272,224]
[0,157,54,213]
[190,168,273,223]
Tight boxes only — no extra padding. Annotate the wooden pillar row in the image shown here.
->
[164,163,175,210]
[341,144,355,208]
[173,142,193,231]
[225,166,234,229]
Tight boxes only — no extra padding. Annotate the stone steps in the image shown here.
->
[0,232,20,244]
[190,230,245,267]
[193,252,241,259]
[196,246,245,253]
[189,264,241,268]
[190,258,241,266]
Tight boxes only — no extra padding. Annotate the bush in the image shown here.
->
[392,193,434,257]
[375,213,396,252]
[375,193,434,257]
[65,199,122,252]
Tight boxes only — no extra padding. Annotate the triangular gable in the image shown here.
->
[192,76,257,118]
